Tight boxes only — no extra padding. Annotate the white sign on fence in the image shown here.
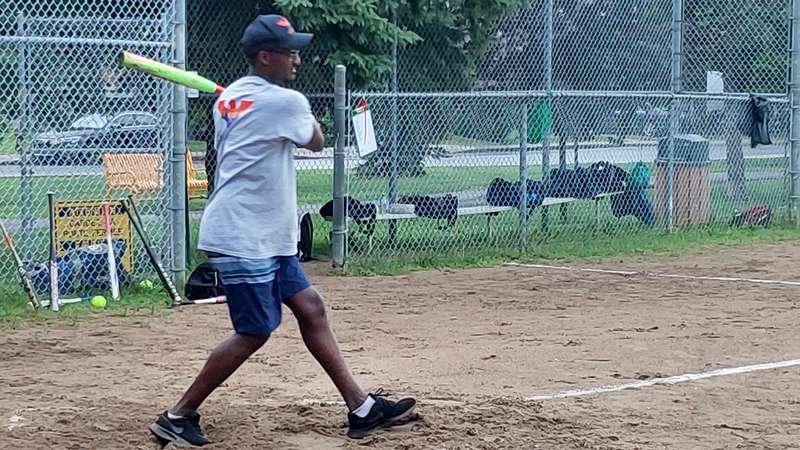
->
[352,98,378,157]
[706,71,724,112]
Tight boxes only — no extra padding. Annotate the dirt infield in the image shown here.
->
[3,241,800,449]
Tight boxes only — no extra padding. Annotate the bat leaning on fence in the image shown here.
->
[118,50,225,95]
[121,197,185,307]
[102,202,121,301]
[0,220,42,309]
[47,192,60,311]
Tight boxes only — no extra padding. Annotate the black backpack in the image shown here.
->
[486,177,545,213]
[185,261,224,300]
[297,212,313,262]
[486,177,517,206]
[585,161,629,196]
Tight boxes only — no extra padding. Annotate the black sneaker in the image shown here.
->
[149,410,209,447]
[347,389,417,439]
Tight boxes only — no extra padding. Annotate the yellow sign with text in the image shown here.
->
[53,200,133,271]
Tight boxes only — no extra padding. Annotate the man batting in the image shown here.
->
[149,14,417,447]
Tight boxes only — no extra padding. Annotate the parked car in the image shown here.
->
[29,111,161,165]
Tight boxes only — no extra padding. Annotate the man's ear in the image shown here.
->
[255,50,271,67]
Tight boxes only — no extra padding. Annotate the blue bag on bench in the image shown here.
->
[486,177,544,212]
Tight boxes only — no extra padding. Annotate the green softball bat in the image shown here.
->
[118,50,225,95]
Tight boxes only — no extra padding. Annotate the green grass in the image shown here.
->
[304,166,524,205]
[0,215,328,322]
[0,175,107,218]
[187,140,207,154]
[342,222,800,276]
[336,172,792,274]
[301,156,787,206]
[1,155,795,321]
[0,129,16,156]
[0,155,786,217]
[0,282,175,327]
[4,218,799,321]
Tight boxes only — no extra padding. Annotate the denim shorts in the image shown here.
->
[206,254,311,336]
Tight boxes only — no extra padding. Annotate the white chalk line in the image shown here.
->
[505,262,800,287]
[525,358,800,401]
[273,360,800,408]
[288,263,800,406]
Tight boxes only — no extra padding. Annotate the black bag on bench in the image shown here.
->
[584,161,629,197]
[319,196,377,236]
[399,194,458,229]
[486,177,545,213]
[549,162,629,198]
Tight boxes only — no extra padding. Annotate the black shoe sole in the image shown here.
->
[347,405,417,439]
[149,422,206,447]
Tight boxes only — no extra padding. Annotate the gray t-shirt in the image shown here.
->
[197,76,315,259]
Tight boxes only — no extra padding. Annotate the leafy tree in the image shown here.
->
[683,0,788,94]
[683,0,789,201]
[188,0,528,179]
[187,0,790,186]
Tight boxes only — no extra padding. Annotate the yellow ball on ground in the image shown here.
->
[139,279,154,289]
[90,295,107,309]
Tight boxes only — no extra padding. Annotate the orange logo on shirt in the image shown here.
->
[217,99,254,126]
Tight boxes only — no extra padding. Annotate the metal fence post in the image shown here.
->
[332,65,347,267]
[171,0,188,290]
[16,15,34,260]
[671,0,683,93]
[666,0,684,231]
[541,0,554,236]
[791,0,800,220]
[518,103,529,251]
[387,7,399,244]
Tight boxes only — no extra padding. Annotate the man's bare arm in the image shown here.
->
[300,122,325,152]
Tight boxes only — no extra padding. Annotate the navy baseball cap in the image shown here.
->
[241,15,313,56]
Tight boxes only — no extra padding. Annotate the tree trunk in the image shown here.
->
[725,103,747,201]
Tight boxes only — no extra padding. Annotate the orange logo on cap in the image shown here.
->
[276,17,295,34]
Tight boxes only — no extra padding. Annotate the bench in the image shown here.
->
[345,193,623,251]
[374,195,607,233]
[102,152,208,199]
[186,152,208,199]
[102,153,165,198]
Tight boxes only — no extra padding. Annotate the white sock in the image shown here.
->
[167,412,184,420]
[352,395,376,418]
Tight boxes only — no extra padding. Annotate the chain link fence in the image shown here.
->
[683,0,790,94]
[338,0,794,267]
[0,0,795,292]
[0,1,175,297]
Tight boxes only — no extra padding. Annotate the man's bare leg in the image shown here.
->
[171,333,268,415]
[149,333,268,447]
[284,287,417,439]
[284,287,367,410]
